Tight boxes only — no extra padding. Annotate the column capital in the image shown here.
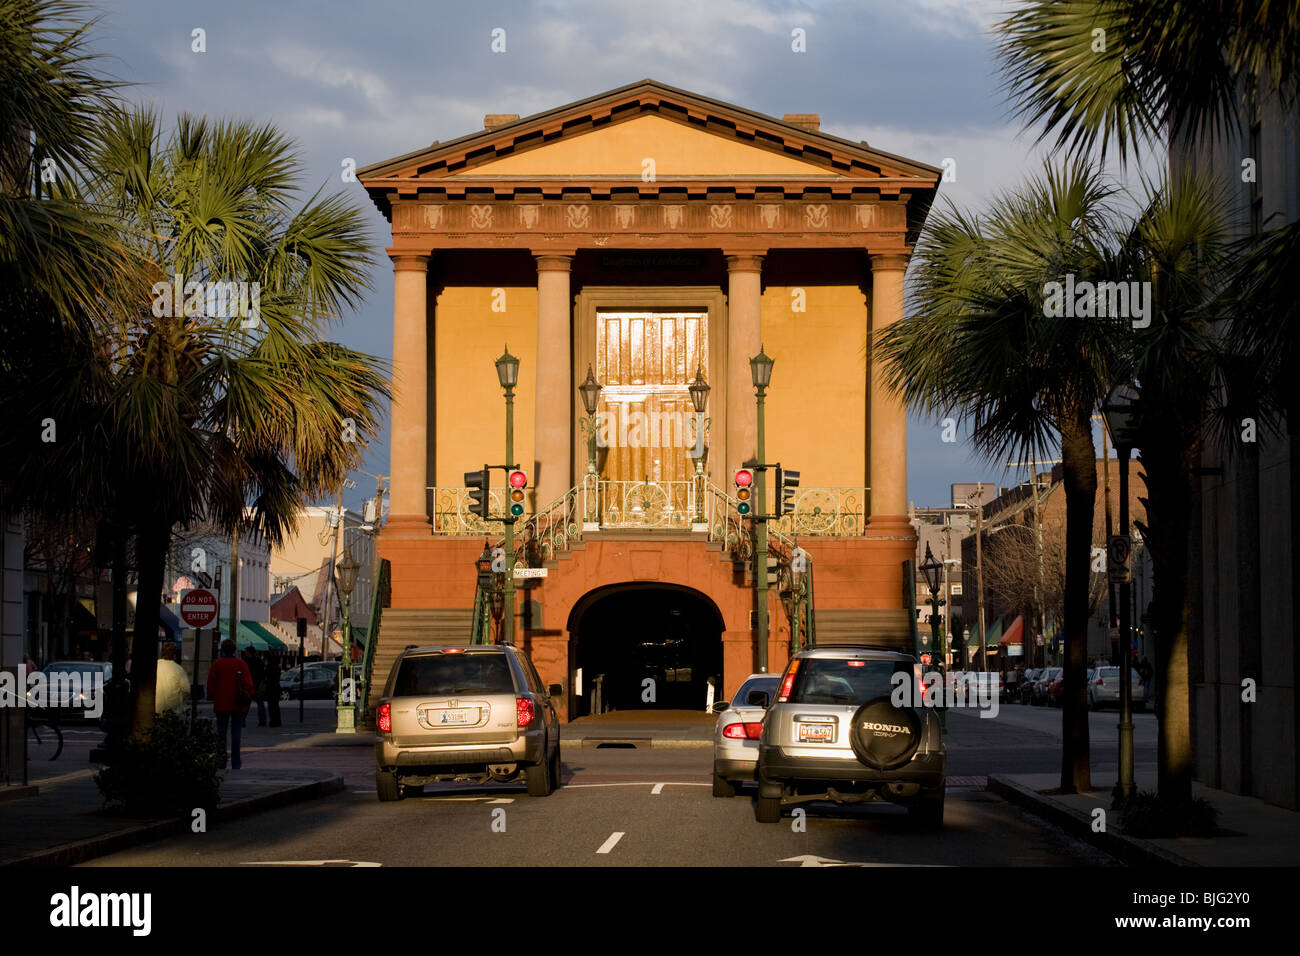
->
[724,253,765,273]
[869,252,909,273]
[533,252,575,271]
[390,252,430,272]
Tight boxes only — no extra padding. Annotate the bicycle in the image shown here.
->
[26,707,64,761]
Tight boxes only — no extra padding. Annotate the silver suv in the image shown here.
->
[755,645,946,827]
[374,645,561,801]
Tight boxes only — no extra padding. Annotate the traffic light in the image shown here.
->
[465,466,490,519]
[734,468,754,516]
[776,465,799,516]
[507,469,527,517]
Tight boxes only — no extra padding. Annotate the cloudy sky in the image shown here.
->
[89,0,1152,512]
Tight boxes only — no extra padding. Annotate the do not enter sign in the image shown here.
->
[180,588,219,628]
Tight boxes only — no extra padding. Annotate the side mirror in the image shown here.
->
[746,690,771,708]
[711,700,729,713]
[547,683,563,697]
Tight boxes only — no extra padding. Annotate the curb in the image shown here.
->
[988,775,1198,867]
[4,772,345,868]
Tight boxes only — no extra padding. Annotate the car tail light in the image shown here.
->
[1096,677,1104,685]
[777,660,800,702]
[744,722,763,739]
[378,702,392,733]
[442,648,464,654]
[723,722,764,740]
[516,697,536,727]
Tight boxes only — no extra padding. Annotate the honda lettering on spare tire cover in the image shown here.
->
[849,696,923,770]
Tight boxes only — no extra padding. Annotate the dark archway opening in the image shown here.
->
[569,584,723,716]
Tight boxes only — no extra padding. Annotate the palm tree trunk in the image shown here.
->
[1059,405,1097,792]
[1140,431,1197,804]
[129,521,169,735]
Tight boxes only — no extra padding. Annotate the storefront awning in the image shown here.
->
[218,619,288,651]
[1000,615,1025,646]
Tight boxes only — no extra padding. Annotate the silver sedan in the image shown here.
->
[711,674,782,797]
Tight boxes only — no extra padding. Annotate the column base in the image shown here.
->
[865,514,918,538]
[383,514,433,539]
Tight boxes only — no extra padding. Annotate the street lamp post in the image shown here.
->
[919,544,945,674]
[1103,383,1141,802]
[334,545,361,733]
[579,365,603,526]
[688,366,711,525]
[750,347,774,673]
[496,348,520,645]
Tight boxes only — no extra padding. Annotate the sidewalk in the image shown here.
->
[0,765,344,867]
[990,766,1300,866]
[562,709,715,748]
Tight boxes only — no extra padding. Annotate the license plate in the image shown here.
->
[798,722,835,743]
[437,708,476,726]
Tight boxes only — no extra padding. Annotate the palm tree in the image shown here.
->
[996,0,1296,805]
[877,159,1126,793]
[1113,170,1238,803]
[81,108,390,732]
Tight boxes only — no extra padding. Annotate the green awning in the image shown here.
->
[219,619,288,651]
[986,616,1005,646]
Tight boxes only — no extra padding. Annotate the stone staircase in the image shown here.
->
[364,608,474,722]
[812,608,914,651]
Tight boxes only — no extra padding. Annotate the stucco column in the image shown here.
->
[388,253,430,533]
[534,254,573,507]
[868,253,911,531]
[726,254,764,469]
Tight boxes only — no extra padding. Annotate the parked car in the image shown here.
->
[712,673,782,797]
[1089,666,1145,711]
[35,661,117,721]
[1031,666,1061,705]
[374,644,561,801]
[1046,669,1065,706]
[755,645,946,827]
[1017,668,1041,705]
[279,661,341,700]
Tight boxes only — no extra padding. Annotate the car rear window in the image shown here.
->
[788,658,912,705]
[392,653,516,697]
[732,676,781,706]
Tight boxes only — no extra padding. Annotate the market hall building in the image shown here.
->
[359,80,940,717]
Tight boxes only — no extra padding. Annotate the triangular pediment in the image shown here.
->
[361,80,940,214]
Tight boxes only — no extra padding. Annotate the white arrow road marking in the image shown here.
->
[596,832,625,854]
[651,783,665,794]
[243,860,381,867]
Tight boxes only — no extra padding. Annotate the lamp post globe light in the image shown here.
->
[334,545,361,733]
[1101,382,1142,802]
[750,346,773,672]
[687,366,711,525]
[496,347,520,645]
[579,364,602,476]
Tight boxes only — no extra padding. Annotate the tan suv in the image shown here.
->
[374,645,562,801]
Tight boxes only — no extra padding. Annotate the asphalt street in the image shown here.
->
[75,700,1135,867]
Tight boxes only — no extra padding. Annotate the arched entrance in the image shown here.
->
[567,583,724,718]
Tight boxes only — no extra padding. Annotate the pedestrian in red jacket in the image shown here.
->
[207,639,254,770]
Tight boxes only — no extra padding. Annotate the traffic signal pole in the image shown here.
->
[503,383,515,646]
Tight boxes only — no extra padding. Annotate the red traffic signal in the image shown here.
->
[508,469,528,488]
[734,469,753,516]
[734,469,753,487]
[507,469,527,516]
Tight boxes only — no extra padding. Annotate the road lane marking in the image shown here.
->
[596,832,625,854]
[564,782,710,789]
[243,860,381,867]
[651,783,664,794]
[486,798,515,804]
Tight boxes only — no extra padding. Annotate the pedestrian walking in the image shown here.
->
[266,653,282,727]
[1138,656,1154,706]
[155,642,191,716]
[207,639,254,770]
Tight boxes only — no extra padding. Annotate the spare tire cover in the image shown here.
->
[849,696,923,770]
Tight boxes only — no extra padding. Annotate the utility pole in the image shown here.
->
[320,488,343,660]
[227,524,239,650]
[1030,453,1047,669]
[969,483,988,673]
